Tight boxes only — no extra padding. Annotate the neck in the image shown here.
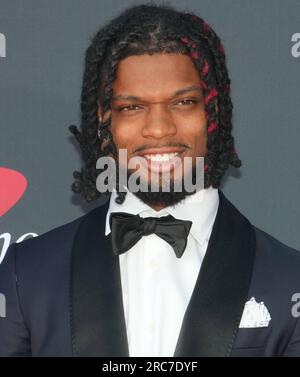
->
[149,202,166,212]
[128,189,191,212]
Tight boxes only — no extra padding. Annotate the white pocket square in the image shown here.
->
[239,297,271,328]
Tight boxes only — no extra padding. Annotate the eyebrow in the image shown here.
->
[111,85,203,102]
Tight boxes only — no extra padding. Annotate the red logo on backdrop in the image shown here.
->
[0,167,27,217]
[0,167,36,264]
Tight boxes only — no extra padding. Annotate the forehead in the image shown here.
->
[112,53,202,100]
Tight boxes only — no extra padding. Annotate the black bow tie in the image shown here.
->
[109,212,192,258]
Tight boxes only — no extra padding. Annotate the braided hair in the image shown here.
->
[69,3,241,204]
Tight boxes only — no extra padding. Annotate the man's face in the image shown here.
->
[98,53,208,209]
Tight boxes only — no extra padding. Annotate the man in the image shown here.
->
[0,3,300,357]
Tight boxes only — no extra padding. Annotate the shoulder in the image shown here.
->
[249,225,300,293]
[220,190,300,262]
[220,190,300,280]
[0,202,109,274]
[253,225,300,263]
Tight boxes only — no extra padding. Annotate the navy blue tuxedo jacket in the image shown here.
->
[0,190,300,357]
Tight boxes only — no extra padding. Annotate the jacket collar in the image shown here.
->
[70,189,256,356]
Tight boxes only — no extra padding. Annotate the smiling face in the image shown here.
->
[98,53,208,210]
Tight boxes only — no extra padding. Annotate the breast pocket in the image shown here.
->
[232,327,271,349]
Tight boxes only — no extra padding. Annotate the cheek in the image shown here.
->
[111,129,126,149]
[179,116,207,151]
[109,118,132,150]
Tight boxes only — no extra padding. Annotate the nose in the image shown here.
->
[141,103,177,139]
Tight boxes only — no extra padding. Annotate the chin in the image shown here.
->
[132,189,195,208]
[126,166,201,208]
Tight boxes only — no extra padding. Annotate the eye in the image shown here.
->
[118,105,142,112]
[176,99,198,106]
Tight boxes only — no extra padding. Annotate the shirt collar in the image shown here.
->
[105,186,219,247]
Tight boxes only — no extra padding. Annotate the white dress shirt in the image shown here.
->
[105,186,219,357]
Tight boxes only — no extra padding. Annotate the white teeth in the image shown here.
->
[144,152,179,162]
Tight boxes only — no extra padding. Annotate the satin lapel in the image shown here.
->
[70,201,129,357]
[173,190,256,357]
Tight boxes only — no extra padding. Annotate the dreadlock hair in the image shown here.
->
[69,2,242,204]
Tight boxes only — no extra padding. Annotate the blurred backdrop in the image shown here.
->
[0,0,299,263]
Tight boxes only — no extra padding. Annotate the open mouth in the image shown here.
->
[141,151,184,174]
